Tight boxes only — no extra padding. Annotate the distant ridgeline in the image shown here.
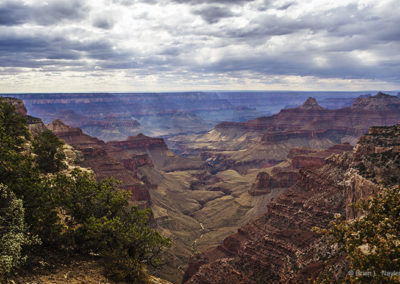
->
[0,91,381,141]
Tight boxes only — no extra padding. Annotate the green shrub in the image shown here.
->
[32,130,66,173]
[0,102,29,152]
[0,184,39,280]
[314,186,400,283]
[51,170,171,282]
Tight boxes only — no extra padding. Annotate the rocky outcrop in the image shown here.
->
[261,128,351,144]
[299,97,324,110]
[122,154,154,171]
[0,97,27,116]
[290,143,354,169]
[248,169,299,196]
[48,119,153,208]
[183,123,400,283]
[108,134,204,172]
[108,134,168,151]
[248,144,353,196]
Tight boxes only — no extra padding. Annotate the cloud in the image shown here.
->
[0,32,133,70]
[0,0,400,92]
[258,0,296,11]
[0,2,29,26]
[93,16,115,30]
[0,0,88,26]
[171,0,255,5]
[192,6,236,24]
[32,0,88,25]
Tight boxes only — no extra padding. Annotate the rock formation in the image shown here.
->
[183,123,400,283]
[108,134,168,151]
[290,143,354,169]
[108,134,205,172]
[48,119,153,208]
[247,143,353,197]
[248,169,299,196]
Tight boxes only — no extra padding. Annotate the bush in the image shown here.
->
[0,102,29,152]
[0,184,39,280]
[32,130,66,173]
[51,170,171,282]
[315,186,400,283]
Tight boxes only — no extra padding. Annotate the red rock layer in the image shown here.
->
[48,119,153,208]
[107,133,168,151]
[248,144,353,196]
[290,143,354,169]
[248,169,299,196]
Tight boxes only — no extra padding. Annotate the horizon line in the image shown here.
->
[1,89,399,95]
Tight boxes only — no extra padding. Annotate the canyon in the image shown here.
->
[2,92,400,283]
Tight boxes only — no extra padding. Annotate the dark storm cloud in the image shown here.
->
[0,33,133,69]
[32,0,88,25]
[93,17,115,30]
[0,0,88,26]
[192,6,236,24]
[0,2,29,26]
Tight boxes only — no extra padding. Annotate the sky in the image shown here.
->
[0,0,399,93]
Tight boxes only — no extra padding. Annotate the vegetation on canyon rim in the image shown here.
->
[0,102,170,283]
[314,185,400,283]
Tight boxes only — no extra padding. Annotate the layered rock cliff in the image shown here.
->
[172,93,400,173]
[48,119,153,208]
[183,123,400,283]
[108,134,205,172]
